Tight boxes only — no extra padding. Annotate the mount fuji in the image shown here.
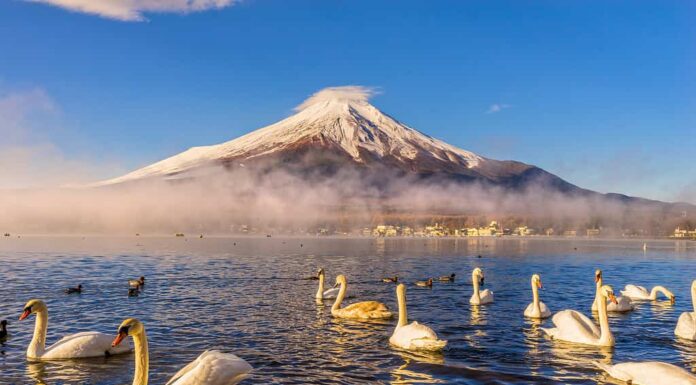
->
[98,86,583,194]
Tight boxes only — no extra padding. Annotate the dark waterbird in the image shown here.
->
[64,284,82,294]
[382,276,398,283]
[416,278,433,287]
[0,320,8,339]
[439,273,456,282]
[129,276,145,288]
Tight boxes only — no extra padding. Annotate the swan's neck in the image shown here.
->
[396,289,408,328]
[531,282,541,315]
[650,286,670,300]
[315,274,325,300]
[331,281,346,312]
[593,277,602,309]
[27,310,48,358]
[132,329,149,385]
[595,290,613,345]
[472,274,480,301]
[691,284,696,313]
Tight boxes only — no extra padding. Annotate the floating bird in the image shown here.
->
[331,275,393,319]
[382,276,398,283]
[112,318,252,385]
[415,278,433,287]
[621,284,675,303]
[470,268,494,305]
[541,285,617,347]
[592,270,633,313]
[438,273,456,282]
[315,268,340,300]
[64,284,82,294]
[675,280,696,340]
[18,299,131,359]
[389,284,447,351]
[0,320,8,340]
[129,277,145,288]
[595,361,696,385]
[524,274,552,319]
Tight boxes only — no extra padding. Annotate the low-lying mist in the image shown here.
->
[1,164,693,236]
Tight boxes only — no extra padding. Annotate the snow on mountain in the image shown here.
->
[98,86,540,187]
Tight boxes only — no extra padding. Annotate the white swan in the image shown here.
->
[18,299,131,360]
[112,318,252,385]
[524,274,551,319]
[592,270,634,313]
[389,283,447,351]
[331,275,393,319]
[595,361,696,385]
[621,284,675,303]
[469,268,493,305]
[541,285,617,347]
[315,268,340,300]
[675,280,696,340]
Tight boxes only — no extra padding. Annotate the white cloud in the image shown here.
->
[295,86,379,112]
[25,0,239,21]
[485,103,511,114]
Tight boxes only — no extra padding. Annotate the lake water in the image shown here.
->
[1,236,696,384]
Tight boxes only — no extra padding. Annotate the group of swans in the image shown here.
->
[16,299,252,385]
[525,270,695,385]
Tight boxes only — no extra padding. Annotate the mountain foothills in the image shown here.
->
[92,86,695,235]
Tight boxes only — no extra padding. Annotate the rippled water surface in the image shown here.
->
[2,236,696,384]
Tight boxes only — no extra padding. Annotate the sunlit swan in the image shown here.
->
[112,318,252,385]
[541,285,617,347]
[389,284,447,351]
[18,299,131,359]
[621,284,675,303]
[331,275,393,319]
[129,276,145,288]
[524,274,551,319]
[592,270,633,313]
[470,268,493,305]
[675,280,696,340]
[315,268,340,300]
[595,361,696,385]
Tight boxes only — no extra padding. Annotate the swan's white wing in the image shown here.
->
[596,361,696,385]
[480,289,494,304]
[545,310,600,344]
[675,312,696,340]
[322,287,340,299]
[167,350,253,385]
[539,301,552,317]
[608,296,634,312]
[621,284,649,299]
[42,332,132,359]
[390,322,446,351]
[524,301,551,318]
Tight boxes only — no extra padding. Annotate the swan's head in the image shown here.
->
[19,299,46,321]
[600,285,618,304]
[531,274,542,288]
[396,283,406,297]
[333,274,347,288]
[472,268,484,284]
[112,318,144,347]
[594,269,602,283]
[317,268,325,278]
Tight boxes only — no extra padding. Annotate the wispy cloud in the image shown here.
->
[25,0,239,22]
[485,103,511,114]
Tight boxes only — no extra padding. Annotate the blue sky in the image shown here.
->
[0,0,694,202]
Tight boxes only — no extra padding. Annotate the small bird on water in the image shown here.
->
[65,284,82,294]
[439,273,456,282]
[129,276,145,288]
[0,320,8,340]
[382,276,398,283]
[416,278,434,287]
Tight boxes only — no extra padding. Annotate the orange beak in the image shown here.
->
[594,276,600,283]
[609,293,618,305]
[537,281,543,289]
[19,309,31,321]
[112,331,127,347]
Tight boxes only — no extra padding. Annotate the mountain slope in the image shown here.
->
[98,86,582,194]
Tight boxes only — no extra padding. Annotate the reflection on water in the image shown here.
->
[0,236,695,384]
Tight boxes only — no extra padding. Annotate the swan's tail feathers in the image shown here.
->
[412,338,448,351]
